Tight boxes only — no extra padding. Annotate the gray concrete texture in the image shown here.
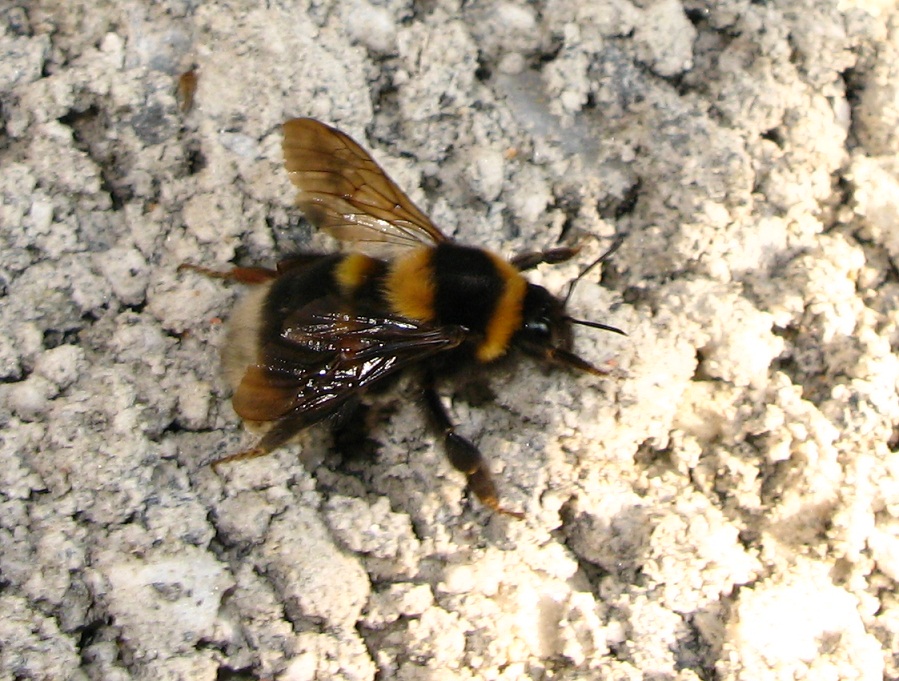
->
[1,1,898,679]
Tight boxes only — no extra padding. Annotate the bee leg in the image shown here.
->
[422,381,524,520]
[212,405,337,470]
[331,398,379,462]
[545,346,615,376]
[513,235,626,272]
[210,445,269,470]
[178,263,278,284]
[511,247,580,271]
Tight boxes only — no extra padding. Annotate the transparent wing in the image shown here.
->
[282,118,447,253]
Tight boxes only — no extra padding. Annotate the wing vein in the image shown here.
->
[282,118,448,255]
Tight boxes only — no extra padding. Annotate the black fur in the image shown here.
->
[431,243,503,333]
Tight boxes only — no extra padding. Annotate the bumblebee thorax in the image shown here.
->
[385,243,526,361]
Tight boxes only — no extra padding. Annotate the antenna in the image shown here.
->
[563,234,625,307]
[567,317,627,336]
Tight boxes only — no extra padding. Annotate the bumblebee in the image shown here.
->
[183,118,624,517]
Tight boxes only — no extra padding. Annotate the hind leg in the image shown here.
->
[331,398,381,462]
[421,376,523,519]
[178,263,279,284]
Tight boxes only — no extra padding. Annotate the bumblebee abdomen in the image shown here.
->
[385,243,526,362]
[254,254,388,345]
[334,253,387,299]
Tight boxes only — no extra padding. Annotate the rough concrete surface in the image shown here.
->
[1,1,898,679]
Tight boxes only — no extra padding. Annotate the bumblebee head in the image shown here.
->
[514,283,625,375]
[517,284,572,350]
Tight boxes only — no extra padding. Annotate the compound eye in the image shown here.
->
[524,318,551,339]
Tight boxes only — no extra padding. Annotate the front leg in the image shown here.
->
[510,246,580,271]
[421,375,524,519]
